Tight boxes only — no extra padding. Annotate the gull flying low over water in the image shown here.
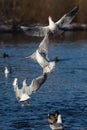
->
[48,111,63,130]
[27,33,49,62]
[13,78,30,103]
[27,34,55,73]
[13,73,47,106]
[21,6,79,37]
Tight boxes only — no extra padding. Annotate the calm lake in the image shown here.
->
[0,31,87,130]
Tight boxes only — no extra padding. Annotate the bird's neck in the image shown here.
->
[48,17,56,31]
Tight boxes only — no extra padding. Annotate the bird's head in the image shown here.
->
[48,16,52,20]
[54,110,59,117]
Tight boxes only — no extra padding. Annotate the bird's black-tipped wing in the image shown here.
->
[30,73,47,93]
[67,6,79,17]
[56,6,79,27]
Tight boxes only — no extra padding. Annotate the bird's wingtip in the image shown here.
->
[43,72,47,76]
[74,5,79,11]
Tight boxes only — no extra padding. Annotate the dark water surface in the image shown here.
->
[0,32,87,130]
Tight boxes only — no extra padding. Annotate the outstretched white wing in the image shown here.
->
[29,73,47,93]
[27,34,49,62]
[56,6,79,27]
[26,52,37,62]
[21,25,49,37]
[38,33,49,55]
[21,6,79,37]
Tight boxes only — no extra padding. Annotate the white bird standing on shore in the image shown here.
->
[21,6,79,37]
[13,73,47,106]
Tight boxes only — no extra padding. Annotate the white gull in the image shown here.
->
[21,6,79,37]
[27,34,55,73]
[13,73,47,105]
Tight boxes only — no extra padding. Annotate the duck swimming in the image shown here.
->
[48,111,64,130]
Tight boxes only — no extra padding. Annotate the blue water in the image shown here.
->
[0,32,87,130]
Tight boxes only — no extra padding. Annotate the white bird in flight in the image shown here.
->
[36,49,55,73]
[13,78,29,102]
[27,34,55,73]
[27,33,49,61]
[21,6,79,37]
[13,73,47,106]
